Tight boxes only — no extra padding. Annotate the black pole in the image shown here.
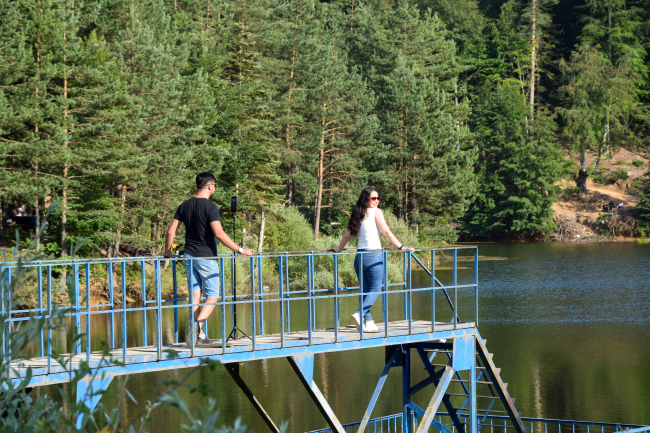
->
[227,196,249,342]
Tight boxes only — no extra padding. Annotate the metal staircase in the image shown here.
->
[422,335,526,433]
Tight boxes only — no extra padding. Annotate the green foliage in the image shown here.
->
[462,83,563,239]
[607,168,629,183]
[1,0,650,250]
[632,159,645,167]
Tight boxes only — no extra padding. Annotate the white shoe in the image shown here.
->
[365,320,379,332]
[350,313,362,331]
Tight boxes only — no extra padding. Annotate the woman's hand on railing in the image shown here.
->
[329,247,343,253]
[240,249,255,256]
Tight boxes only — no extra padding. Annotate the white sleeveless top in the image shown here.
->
[357,208,382,250]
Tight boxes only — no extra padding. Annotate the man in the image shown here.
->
[164,172,253,347]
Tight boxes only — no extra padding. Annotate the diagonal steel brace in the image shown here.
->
[224,363,279,433]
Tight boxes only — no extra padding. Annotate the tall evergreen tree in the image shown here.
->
[463,82,562,238]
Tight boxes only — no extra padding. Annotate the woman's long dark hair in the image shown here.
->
[347,188,377,237]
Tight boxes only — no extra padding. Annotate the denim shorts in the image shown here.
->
[183,253,220,298]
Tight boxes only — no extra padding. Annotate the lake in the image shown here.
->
[39,242,650,431]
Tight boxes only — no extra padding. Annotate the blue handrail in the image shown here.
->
[1,247,478,378]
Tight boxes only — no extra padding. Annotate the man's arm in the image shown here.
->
[164,219,181,258]
[210,221,254,255]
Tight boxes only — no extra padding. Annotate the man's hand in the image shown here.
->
[330,247,342,253]
[240,248,255,256]
[164,250,173,258]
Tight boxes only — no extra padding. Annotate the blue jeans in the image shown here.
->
[354,250,384,322]
[183,253,220,298]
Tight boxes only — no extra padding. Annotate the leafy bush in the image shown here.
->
[589,169,606,185]
[632,159,645,167]
[607,168,629,184]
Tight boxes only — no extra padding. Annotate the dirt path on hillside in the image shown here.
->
[552,148,647,240]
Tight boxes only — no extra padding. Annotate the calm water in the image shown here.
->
[42,243,650,431]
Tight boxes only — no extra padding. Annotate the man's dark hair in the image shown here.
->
[196,172,217,190]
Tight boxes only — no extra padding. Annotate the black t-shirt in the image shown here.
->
[173,197,221,257]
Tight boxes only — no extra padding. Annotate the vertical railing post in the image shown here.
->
[359,251,364,340]
[220,258,226,354]
[307,255,312,345]
[121,261,127,364]
[474,247,479,326]
[108,262,115,349]
[310,253,316,333]
[383,250,388,336]
[333,253,339,343]
[257,256,264,335]
[73,262,81,354]
[230,256,235,334]
[431,249,436,333]
[402,251,407,321]
[189,258,195,357]
[4,267,11,364]
[47,265,52,373]
[453,248,458,329]
[141,260,147,347]
[278,256,284,348]
[1,266,7,363]
[407,252,412,335]
[285,254,290,333]
[37,264,44,357]
[155,259,162,360]
[250,256,256,350]
[85,263,91,364]
[173,258,178,344]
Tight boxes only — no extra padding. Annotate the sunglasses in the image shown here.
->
[370,197,380,201]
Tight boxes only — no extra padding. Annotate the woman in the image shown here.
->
[331,188,415,332]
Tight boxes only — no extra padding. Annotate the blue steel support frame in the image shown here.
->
[288,353,345,433]
[76,373,114,429]
[224,362,279,432]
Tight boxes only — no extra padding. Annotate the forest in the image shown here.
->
[1,0,650,258]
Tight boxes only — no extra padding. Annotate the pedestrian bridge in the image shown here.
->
[2,247,648,433]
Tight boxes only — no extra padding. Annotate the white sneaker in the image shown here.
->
[350,312,362,331]
[365,320,379,332]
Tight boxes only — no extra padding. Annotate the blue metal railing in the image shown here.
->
[1,247,478,376]
[308,412,650,433]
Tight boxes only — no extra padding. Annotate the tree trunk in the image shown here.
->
[313,144,325,239]
[61,171,68,256]
[114,183,127,258]
[595,122,609,168]
[529,0,536,119]
[34,198,41,252]
[326,166,333,224]
[576,148,588,194]
[257,208,266,252]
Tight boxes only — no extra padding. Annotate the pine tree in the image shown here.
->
[295,15,377,237]
[463,82,563,239]
[377,54,475,236]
